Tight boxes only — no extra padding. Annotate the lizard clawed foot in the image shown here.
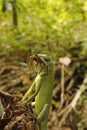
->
[16,99,30,107]
[20,98,32,105]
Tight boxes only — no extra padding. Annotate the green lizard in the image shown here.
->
[22,54,54,130]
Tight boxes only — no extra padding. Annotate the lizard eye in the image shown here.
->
[44,57,50,62]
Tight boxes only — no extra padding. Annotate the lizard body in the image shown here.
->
[22,54,54,130]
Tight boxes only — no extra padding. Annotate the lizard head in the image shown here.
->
[27,54,53,75]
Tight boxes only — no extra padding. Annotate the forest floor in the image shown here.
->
[0,50,87,130]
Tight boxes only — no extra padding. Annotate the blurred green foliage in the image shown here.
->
[0,0,87,58]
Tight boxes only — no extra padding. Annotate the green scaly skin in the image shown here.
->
[22,54,54,130]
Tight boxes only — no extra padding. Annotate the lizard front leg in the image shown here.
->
[22,80,42,105]
[21,81,36,103]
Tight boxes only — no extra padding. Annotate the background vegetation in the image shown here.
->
[0,0,87,58]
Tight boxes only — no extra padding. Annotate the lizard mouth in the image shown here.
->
[27,54,48,75]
